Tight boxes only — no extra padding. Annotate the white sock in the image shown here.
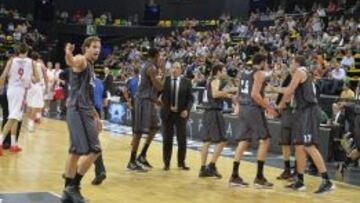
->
[36,112,41,119]
[11,135,16,147]
[0,134,3,146]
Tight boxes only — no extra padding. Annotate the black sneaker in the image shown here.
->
[61,190,73,203]
[229,176,249,187]
[314,180,335,194]
[198,167,212,178]
[285,180,306,191]
[137,156,153,168]
[277,170,293,181]
[91,173,107,185]
[208,165,222,179]
[254,177,273,189]
[64,185,87,203]
[127,161,148,172]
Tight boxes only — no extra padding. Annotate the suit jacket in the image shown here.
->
[161,76,193,120]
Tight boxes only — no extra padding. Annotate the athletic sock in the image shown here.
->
[232,161,240,178]
[140,143,150,157]
[10,135,16,147]
[297,173,304,183]
[130,151,137,163]
[284,160,291,171]
[321,172,329,181]
[256,160,265,179]
[64,177,73,187]
[71,173,83,186]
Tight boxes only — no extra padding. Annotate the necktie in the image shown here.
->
[171,78,177,108]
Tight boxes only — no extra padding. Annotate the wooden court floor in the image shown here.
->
[0,118,359,203]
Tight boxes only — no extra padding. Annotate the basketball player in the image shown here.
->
[61,37,103,203]
[229,54,277,188]
[127,47,165,172]
[278,56,334,193]
[26,52,48,132]
[199,64,233,178]
[0,43,39,156]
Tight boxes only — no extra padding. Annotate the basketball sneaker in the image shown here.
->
[10,145,22,153]
[254,177,273,189]
[277,170,293,181]
[137,156,153,168]
[127,161,148,172]
[63,185,87,203]
[285,180,306,191]
[229,176,249,187]
[207,164,222,179]
[314,180,335,194]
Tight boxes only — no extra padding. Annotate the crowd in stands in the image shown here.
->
[101,1,359,107]
[0,4,47,74]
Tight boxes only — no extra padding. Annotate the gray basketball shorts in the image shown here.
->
[235,105,271,142]
[292,105,320,146]
[133,98,160,135]
[66,107,101,155]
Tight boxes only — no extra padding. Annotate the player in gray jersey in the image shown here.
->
[198,64,234,178]
[229,54,278,188]
[127,47,166,172]
[279,56,334,194]
[61,36,103,203]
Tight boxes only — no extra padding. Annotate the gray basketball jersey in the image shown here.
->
[294,67,318,109]
[206,78,224,110]
[136,61,158,100]
[238,70,265,106]
[68,60,95,112]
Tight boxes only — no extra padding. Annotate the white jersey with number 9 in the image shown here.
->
[8,57,33,88]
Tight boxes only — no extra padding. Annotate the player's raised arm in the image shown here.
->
[65,43,87,72]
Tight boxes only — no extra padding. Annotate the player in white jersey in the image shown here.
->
[26,52,48,132]
[0,43,39,156]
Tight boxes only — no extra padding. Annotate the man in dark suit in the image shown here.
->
[161,62,193,171]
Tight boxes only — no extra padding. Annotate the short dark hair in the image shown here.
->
[81,36,101,53]
[211,63,224,76]
[252,54,266,65]
[133,68,139,75]
[17,43,29,54]
[294,55,307,66]
[31,52,40,60]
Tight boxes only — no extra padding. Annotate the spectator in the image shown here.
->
[340,83,355,99]
[12,28,21,42]
[340,50,355,69]
[331,62,347,80]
